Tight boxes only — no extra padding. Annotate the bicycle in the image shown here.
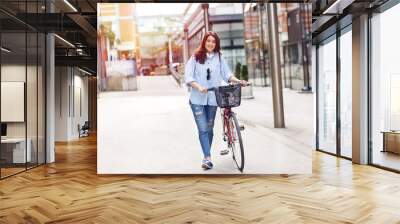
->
[207,83,249,172]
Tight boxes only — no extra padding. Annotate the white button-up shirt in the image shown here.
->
[184,52,233,106]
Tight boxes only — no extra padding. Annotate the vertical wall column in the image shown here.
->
[312,45,317,148]
[45,0,56,163]
[54,67,72,141]
[88,77,97,132]
[352,14,369,164]
[46,33,55,163]
[267,3,285,128]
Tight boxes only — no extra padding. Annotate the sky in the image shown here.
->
[136,3,196,17]
[108,3,229,34]
[135,3,196,33]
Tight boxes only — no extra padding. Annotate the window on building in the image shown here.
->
[317,35,337,155]
[371,3,400,171]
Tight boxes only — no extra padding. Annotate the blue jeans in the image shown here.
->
[189,101,218,158]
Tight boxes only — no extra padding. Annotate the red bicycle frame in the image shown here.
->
[222,108,236,145]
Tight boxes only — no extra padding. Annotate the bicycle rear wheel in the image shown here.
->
[228,112,245,172]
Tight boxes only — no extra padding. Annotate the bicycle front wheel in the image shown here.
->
[229,112,245,172]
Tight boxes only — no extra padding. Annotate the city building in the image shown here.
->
[98,3,139,61]
[180,3,245,73]
[136,14,182,71]
[243,3,312,89]
[97,3,139,91]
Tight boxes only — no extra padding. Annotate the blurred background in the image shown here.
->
[97,3,312,92]
[96,3,313,174]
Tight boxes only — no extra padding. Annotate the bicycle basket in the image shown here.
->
[215,84,241,108]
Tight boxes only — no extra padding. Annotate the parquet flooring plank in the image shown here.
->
[0,134,400,223]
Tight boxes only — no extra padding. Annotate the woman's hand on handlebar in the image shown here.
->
[197,86,208,93]
[239,80,250,87]
[228,76,250,87]
[230,80,250,87]
[190,81,208,93]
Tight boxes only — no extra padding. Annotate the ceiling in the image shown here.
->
[312,0,390,43]
[0,0,315,74]
[0,0,98,73]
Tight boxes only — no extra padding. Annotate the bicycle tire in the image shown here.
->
[229,112,245,172]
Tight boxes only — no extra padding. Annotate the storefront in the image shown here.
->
[313,0,400,172]
[243,3,312,89]
[243,3,267,87]
[315,25,352,159]
[370,2,400,171]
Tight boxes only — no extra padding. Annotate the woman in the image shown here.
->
[184,31,247,170]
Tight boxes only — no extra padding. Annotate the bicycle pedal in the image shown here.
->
[220,150,229,155]
[239,125,245,131]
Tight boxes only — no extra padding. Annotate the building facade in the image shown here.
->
[182,3,245,74]
[243,3,312,90]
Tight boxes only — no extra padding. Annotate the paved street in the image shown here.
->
[98,75,312,174]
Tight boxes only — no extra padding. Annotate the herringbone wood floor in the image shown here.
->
[1,134,400,224]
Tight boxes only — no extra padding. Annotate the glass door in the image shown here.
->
[370,2,400,171]
[317,35,337,154]
[1,31,28,178]
[339,27,352,158]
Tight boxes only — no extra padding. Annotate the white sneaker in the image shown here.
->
[201,159,213,170]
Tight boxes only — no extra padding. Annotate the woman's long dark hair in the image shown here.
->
[194,31,221,64]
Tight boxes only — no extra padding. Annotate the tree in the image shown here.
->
[241,65,249,81]
[235,62,241,77]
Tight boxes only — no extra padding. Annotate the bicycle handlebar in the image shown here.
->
[207,87,216,91]
[207,82,252,92]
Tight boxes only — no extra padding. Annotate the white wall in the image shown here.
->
[1,65,26,133]
[1,65,39,137]
[55,67,89,141]
[72,73,89,138]
[1,65,27,141]
[1,64,46,164]
[1,81,25,123]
